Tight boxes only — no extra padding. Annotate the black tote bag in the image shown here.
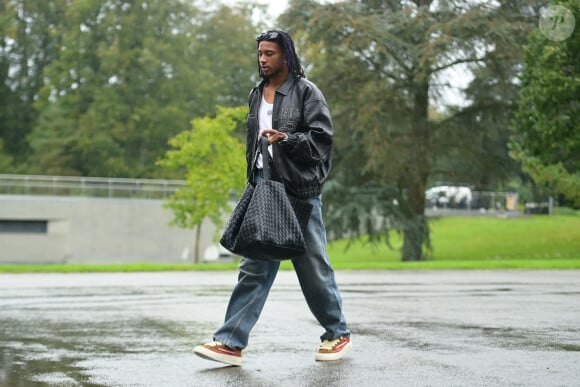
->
[220,137,312,261]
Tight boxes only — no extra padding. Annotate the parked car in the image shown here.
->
[425,186,473,209]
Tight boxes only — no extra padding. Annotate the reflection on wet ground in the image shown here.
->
[1,271,579,386]
[1,280,226,386]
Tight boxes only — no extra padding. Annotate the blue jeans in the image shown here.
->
[213,193,350,349]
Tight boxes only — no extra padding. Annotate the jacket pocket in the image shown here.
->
[277,106,301,132]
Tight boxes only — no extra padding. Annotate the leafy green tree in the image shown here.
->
[281,0,541,260]
[511,0,579,207]
[22,0,256,178]
[0,139,12,171]
[27,0,199,177]
[437,1,547,191]
[189,5,260,116]
[157,106,247,263]
[0,0,64,170]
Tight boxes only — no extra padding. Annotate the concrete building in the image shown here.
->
[0,175,219,264]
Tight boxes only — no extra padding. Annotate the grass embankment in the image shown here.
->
[320,215,580,270]
[1,215,578,273]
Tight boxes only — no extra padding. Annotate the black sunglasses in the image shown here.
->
[256,31,280,42]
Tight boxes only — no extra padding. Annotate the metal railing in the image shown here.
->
[0,174,184,200]
[1,174,522,212]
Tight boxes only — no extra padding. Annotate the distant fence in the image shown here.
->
[0,174,184,200]
[1,175,521,213]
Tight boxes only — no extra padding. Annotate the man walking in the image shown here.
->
[194,29,351,366]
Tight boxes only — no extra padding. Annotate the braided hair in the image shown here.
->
[256,30,305,78]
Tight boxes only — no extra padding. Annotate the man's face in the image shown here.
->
[258,40,286,78]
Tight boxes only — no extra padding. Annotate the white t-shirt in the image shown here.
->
[256,95,273,169]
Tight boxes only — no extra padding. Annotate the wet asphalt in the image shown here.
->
[0,270,579,387]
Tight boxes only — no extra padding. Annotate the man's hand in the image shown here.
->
[260,129,288,144]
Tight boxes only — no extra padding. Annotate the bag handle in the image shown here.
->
[260,136,271,180]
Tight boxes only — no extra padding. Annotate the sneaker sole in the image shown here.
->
[194,345,242,366]
[315,341,353,361]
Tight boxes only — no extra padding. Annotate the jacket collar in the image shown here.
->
[258,71,299,96]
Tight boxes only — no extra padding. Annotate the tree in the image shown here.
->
[510,0,579,207]
[0,139,12,171]
[188,4,261,117]
[26,0,202,177]
[20,1,257,178]
[281,0,541,260]
[0,0,64,170]
[157,106,247,263]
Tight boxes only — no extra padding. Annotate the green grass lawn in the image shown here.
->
[1,215,579,272]
[318,215,580,270]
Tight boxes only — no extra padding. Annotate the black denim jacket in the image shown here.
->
[246,72,334,199]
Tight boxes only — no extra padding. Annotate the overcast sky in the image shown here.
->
[222,0,289,20]
[262,1,289,18]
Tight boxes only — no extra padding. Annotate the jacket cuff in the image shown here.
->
[280,132,296,147]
